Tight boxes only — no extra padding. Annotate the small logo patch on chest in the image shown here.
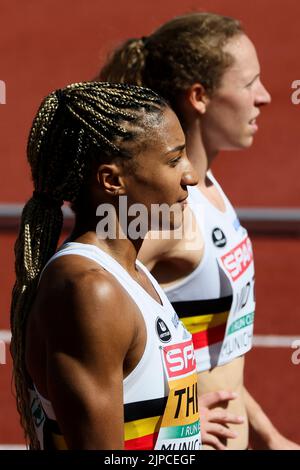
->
[156,317,172,343]
[212,227,227,247]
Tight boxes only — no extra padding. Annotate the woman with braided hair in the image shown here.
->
[97,12,299,450]
[10,81,201,449]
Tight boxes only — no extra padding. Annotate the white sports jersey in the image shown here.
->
[29,242,201,450]
[165,173,255,372]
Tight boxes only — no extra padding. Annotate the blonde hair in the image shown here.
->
[98,12,243,108]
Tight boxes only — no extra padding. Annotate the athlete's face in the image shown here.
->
[201,34,271,151]
[123,107,198,230]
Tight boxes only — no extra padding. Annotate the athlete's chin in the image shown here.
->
[168,215,185,231]
[241,128,258,148]
[239,137,254,149]
[226,136,255,151]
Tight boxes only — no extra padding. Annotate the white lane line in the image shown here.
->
[1,330,300,348]
[0,445,27,450]
[0,330,11,343]
[1,204,299,220]
[253,335,300,348]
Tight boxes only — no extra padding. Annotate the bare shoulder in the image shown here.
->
[139,233,182,270]
[32,254,140,354]
[139,206,204,272]
[27,254,145,448]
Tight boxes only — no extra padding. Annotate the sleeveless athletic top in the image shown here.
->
[164,173,255,372]
[29,242,201,450]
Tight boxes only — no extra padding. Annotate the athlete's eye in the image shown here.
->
[245,75,259,88]
[245,80,254,88]
[168,155,182,167]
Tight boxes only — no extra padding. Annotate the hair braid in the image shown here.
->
[10,81,168,448]
[99,38,147,86]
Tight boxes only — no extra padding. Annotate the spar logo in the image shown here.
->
[163,339,196,379]
[221,236,253,282]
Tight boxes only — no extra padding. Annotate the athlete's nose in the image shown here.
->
[255,80,271,106]
[181,157,198,187]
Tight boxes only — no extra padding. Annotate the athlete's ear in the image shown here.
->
[186,83,210,114]
[96,162,127,196]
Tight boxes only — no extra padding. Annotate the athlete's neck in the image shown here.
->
[185,122,219,186]
[67,210,143,274]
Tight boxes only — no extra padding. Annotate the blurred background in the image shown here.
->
[0,0,299,448]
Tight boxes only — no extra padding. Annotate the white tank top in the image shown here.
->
[164,173,255,372]
[29,242,201,450]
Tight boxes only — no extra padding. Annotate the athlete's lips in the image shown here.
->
[249,112,260,126]
[249,112,260,133]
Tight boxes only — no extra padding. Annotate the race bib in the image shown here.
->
[155,338,201,450]
[218,235,255,363]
